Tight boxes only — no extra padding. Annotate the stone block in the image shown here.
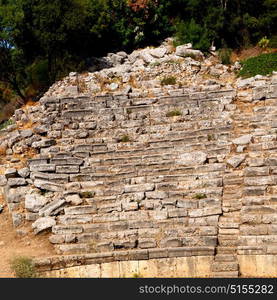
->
[7,178,27,187]
[124,183,155,193]
[56,165,80,174]
[32,217,56,234]
[25,194,48,213]
[64,205,97,215]
[52,225,83,234]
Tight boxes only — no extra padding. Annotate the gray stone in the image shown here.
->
[4,168,17,179]
[140,50,155,64]
[52,225,83,235]
[34,179,64,192]
[7,178,27,187]
[178,151,207,166]
[150,47,167,58]
[124,183,155,193]
[227,154,246,168]
[18,167,30,178]
[188,207,222,218]
[175,46,203,59]
[32,139,56,148]
[20,129,33,138]
[25,194,48,213]
[64,205,97,215]
[237,78,254,88]
[38,199,66,217]
[146,191,167,199]
[49,234,65,244]
[0,175,7,186]
[12,213,23,227]
[32,217,56,234]
[30,164,56,172]
[138,238,157,249]
[65,194,83,206]
[232,134,252,145]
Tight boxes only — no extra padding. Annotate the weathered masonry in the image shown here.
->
[1,76,277,277]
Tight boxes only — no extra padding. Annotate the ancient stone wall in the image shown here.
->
[0,73,277,277]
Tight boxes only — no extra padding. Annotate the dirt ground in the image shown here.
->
[231,46,277,62]
[0,196,55,278]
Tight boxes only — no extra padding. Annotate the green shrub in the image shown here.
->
[161,76,177,86]
[10,256,37,278]
[268,35,277,48]
[194,193,207,199]
[207,134,215,141]
[118,134,130,143]
[258,36,270,49]
[150,61,161,68]
[218,48,232,65]
[80,191,94,198]
[238,53,277,78]
[166,59,181,65]
[26,59,50,90]
[166,109,182,117]
[174,19,210,52]
[0,119,14,130]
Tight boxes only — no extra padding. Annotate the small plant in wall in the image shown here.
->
[161,76,177,86]
[166,109,182,117]
[118,134,130,143]
[193,193,207,199]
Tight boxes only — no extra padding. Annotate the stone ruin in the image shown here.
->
[0,41,277,277]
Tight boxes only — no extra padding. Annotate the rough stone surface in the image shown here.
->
[232,135,252,145]
[25,194,49,213]
[32,217,56,234]
[227,154,246,168]
[0,39,277,278]
[178,152,207,166]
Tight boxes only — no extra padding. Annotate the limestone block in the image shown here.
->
[232,134,252,145]
[30,164,56,172]
[52,225,83,234]
[124,183,155,193]
[7,178,27,187]
[227,154,246,168]
[32,139,56,148]
[177,151,207,166]
[244,166,269,177]
[188,207,222,218]
[34,179,64,192]
[64,205,97,215]
[32,217,56,234]
[138,238,157,249]
[56,165,79,173]
[39,199,66,216]
[4,168,17,178]
[25,194,48,213]
[12,213,24,227]
[18,167,30,178]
